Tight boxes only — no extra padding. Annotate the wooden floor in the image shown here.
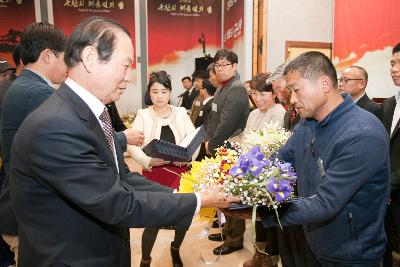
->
[129,219,256,267]
[125,157,282,267]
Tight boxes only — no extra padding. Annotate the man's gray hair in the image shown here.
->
[266,63,287,84]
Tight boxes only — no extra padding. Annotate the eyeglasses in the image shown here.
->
[338,78,364,84]
[214,63,233,70]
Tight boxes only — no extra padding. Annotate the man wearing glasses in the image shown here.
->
[205,49,249,256]
[338,66,381,118]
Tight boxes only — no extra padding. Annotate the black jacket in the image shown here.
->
[181,88,198,110]
[356,93,382,119]
[381,96,400,193]
[9,83,197,266]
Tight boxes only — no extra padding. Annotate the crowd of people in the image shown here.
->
[0,16,398,267]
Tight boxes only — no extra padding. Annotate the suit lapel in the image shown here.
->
[392,116,400,140]
[356,94,368,109]
[56,84,118,172]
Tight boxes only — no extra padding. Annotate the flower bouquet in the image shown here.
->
[179,146,238,224]
[180,123,296,224]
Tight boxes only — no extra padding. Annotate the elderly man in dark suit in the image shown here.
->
[205,49,249,256]
[8,17,235,267]
[382,42,400,267]
[338,65,381,119]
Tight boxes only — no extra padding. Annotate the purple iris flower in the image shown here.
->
[274,160,296,177]
[248,157,264,176]
[277,179,293,192]
[250,146,265,161]
[266,178,278,194]
[275,191,291,203]
[229,147,269,177]
[266,178,294,203]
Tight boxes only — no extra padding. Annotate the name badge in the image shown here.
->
[317,157,325,177]
[195,101,201,106]
[199,111,203,116]
[212,103,218,112]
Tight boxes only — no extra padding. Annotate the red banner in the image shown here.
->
[333,0,400,97]
[223,0,243,49]
[147,0,222,104]
[0,0,36,67]
[148,0,221,66]
[52,0,136,67]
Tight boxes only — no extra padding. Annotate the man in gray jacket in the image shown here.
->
[205,49,250,255]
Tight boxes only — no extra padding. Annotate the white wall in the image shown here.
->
[266,0,334,72]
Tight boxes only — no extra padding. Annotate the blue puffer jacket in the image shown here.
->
[263,94,390,265]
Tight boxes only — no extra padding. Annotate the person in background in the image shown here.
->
[189,70,209,124]
[195,79,216,161]
[381,42,400,267]
[194,79,216,128]
[127,71,200,267]
[0,23,68,266]
[0,61,15,83]
[269,63,301,131]
[244,79,256,110]
[247,73,286,128]
[179,76,197,111]
[0,60,16,267]
[338,65,381,119]
[205,49,249,256]
[207,62,222,89]
[240,73,285,267]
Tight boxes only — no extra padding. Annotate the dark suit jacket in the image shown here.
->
[0,69,54,235]
[356,93,382,119]
[194,98,212,128]
[9,83,197,267]
[181,88,198,110]
[206,76,249,154]
[381,96,400,194]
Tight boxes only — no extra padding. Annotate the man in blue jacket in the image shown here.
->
[263,51,390,266]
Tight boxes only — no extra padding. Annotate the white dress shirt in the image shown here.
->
[66,78,201,213]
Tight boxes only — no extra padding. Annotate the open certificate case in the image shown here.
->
[142,126,205,162]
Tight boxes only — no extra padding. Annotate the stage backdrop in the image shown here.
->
[51,0,137,115]
[0,0,37,67]
[223,0,245,80]
[333,0,400,98]
[147,0,222,105]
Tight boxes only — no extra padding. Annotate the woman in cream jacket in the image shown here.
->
[127,71,197,267]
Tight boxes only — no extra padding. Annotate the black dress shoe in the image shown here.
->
[208,233,226,241]
[213,244,243,255]
[170,242,183,267]
[139,257,151,267]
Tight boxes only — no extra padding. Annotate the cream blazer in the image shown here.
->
[127,105,198,169]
